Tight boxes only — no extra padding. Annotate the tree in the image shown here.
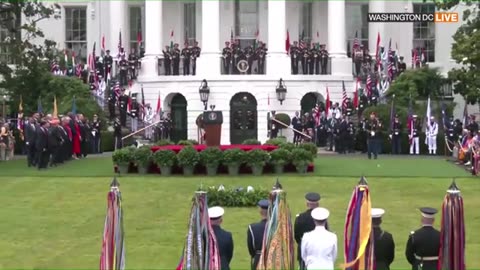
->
[434,0,480,105]
[385,67,446,106]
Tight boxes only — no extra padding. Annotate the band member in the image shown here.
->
[128,48,138,79]
[35,120,49,169]
[181,43,191,75]
[426,116,438,155]
[144,104,154,140]
[95,56,104,78]
[25,117,37,166]
[119,89,129,127]
[104,50,113,78]
[301,43,310,75]
[91,114,102,154]
[256,42,267,75]
[222,42,232,74]
[353,45,364,77]
[113,117,123,150]
[390,114,402,155]
[130,95,139,132]
[410,115,421,155]
[0,123,9,161]
[163,46,172,75]
[366,112,382,160]
[118,55,128,86]
[398,56,407,75]
[191,41,201,75]
[208,207,234,270]
[312,45,320,75]
[372,208,395,270]
[48,118,63,167]
[172,43,181,75]
[107,90,117,120]
[292,111,302,144]
[247,199,269,270]
[319,45,329,75]
[244,45,254,74]
[346,116,356,153]
[77,114,89,158]
[290,41,300,75]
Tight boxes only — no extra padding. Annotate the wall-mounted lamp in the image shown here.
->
[275,78,287,105]
[199,79,210,111]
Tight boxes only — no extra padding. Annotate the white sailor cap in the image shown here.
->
[372,208,385,218]
[311,207,330,221]
[208,206,225,219]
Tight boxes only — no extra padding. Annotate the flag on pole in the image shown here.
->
[99,177,126,270]
[64,49,68,66]
[300,29,305,42]
[285,30,290,55]
[353,30,360,51]
[101,34,106,55]
[412,49,419,68]
[140,85,146,120]
[257,180,295,270]
[341,176,375,270]
[390,94,396,132]
[118,31,122,57]
[37,97,43,114]
[387,39,394,80]
[170,30,174,49]
[156,92,162,116]
[342,81,348,111]
[17,95,24,134]
[462,103,468,127]
[421,48,426,66]
[353,78,360,109]
[407,95,414,144]
[375,32,381,70]
[137,16,143,48]
[53,96,58,118]
[184,30,188,46]
[176,191,220,270]
[425,96,431,145]
[230,28,234,46]
[254,29,259,50]
[366,73,372,97]
[72,51,76,67]
[438,180,466,270]
[325,87,330,117]
[72,96,77,115]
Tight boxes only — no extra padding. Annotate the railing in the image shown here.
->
[156,57,199,76]
[220,57,267,75]
[290,57,332,75]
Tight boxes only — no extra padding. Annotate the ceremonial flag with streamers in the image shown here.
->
[257,180,295,270]
[37,97,43,114]
[341,176,375,270]
[325,87,330,117]
[438,180,466,270]
[72,96,77,115]
[176,191,220,270]
[17,96,24,134]
[342,81,348,111]
[286,30,290,55]
[99,177,126,270]
[425,96,432,145]
[53,96,58,118]
[156,92,162,116]
[407,96,414,144]
[375,32,381,70]
[140,85,146,120]
[170,30,175,49]
[353,78,360,109]
[366,73,372,97]
[387,39,394,80]
[314,104,321,126]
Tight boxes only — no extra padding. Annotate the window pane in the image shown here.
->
[183,3,196,45]
[65,7,87,42]
[235,0,258,39]
[346,2,369,51]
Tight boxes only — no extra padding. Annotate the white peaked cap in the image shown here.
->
[372,208,385,218]
[311,207,330,221]
[208,206,225,219]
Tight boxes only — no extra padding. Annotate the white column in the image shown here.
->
[368,1,385,56]
[109,1,126,54]
[327,0,350,75]
[266,0,290,76]
[139,0,163,79]
[197,0,221,76]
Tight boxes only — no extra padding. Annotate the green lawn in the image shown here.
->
[0,156,478,269]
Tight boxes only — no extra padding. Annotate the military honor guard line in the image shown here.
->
[99,178,466,270]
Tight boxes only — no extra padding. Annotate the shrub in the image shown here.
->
[133,146,153,167]
[155,139,174,146]
[298,142,318,157]
[242,139,261,145]
[199,186,270,207]
[177,146,200,168]
[223,148,246,166]
[265,137,287,146]
[270,148,291,166]
[200,147,223,167]
[178,140,194,146]
[291,148,314,168]
[112,148,134,166]
[152,149,177,167]
[274,113,291,128]
[246,149,270,167]
[278,142,296,151]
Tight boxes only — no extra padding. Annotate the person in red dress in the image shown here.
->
[72,115,82,159]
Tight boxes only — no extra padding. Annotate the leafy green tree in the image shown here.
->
[433,0,480,105]
[385,67,446,106]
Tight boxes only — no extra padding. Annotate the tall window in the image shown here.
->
[234,0,259,48]
[129,6,143,53]
[65,7,87,62]
[184,3,196,46]
[299,2,313,43]
[0,10,20,64]
[413,3,436,62]
[346,2,369,57]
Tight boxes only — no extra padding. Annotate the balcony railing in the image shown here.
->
[220,57,266,75]
[290,57,332,75]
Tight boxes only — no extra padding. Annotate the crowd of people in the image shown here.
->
[3,112,103,169]
[208,192,441,270]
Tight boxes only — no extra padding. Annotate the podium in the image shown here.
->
[203,111,223,147]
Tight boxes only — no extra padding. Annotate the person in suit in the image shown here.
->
[301,207,337,270]
[247,199,269,270]
[372,208,395,270]
[114,118,123,150]
[208,206,234,270]
[405,207,441,270]
[57,118,69,163]
[294,192,329,270]
[35,120,49,169]
[62,116,73,161]
[91,114,102,154]
[292,111,302,145]
[25,116,38,167]
[47,118,64,167]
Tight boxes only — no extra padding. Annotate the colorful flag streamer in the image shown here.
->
[438,180,466,270]
[177,191,221,270]
[341,176,375,270]
[53,96,58,118]
[257,180,294,270]
[99,177,126,270]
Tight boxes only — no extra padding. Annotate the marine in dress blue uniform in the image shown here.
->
[247,199,269,270]
[405,207,441,270]
[372,208,395,270]
[294,192,329,270]
[209,206,234,270]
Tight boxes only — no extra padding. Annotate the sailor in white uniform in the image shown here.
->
[425,116,438,155]
[144,104,154,140]
[301,207,337,270]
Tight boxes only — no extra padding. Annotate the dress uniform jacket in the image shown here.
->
[247,219,266,270]
[294,209,330,264]
[374,227,395,270]
[212,225,234,270]
[301,226,337,270]
[405,225,440,270]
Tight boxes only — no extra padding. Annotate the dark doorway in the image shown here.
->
[230,92,258,144]
[170,94,188,143]
[301,92,324,115]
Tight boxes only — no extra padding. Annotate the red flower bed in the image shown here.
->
[151,144,279,153]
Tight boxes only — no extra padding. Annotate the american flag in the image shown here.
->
[407,96,414,144]
[341,81,348,111]
[352,30,360,51]
[313,103,321,126]
[412,49,419,68]
[117,31,123,58]
[387,39,394,80]
[366,73,372,97]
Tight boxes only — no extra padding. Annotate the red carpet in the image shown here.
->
[114,144,315,174]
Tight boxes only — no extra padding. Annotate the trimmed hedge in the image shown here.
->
[198,186,270,207]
